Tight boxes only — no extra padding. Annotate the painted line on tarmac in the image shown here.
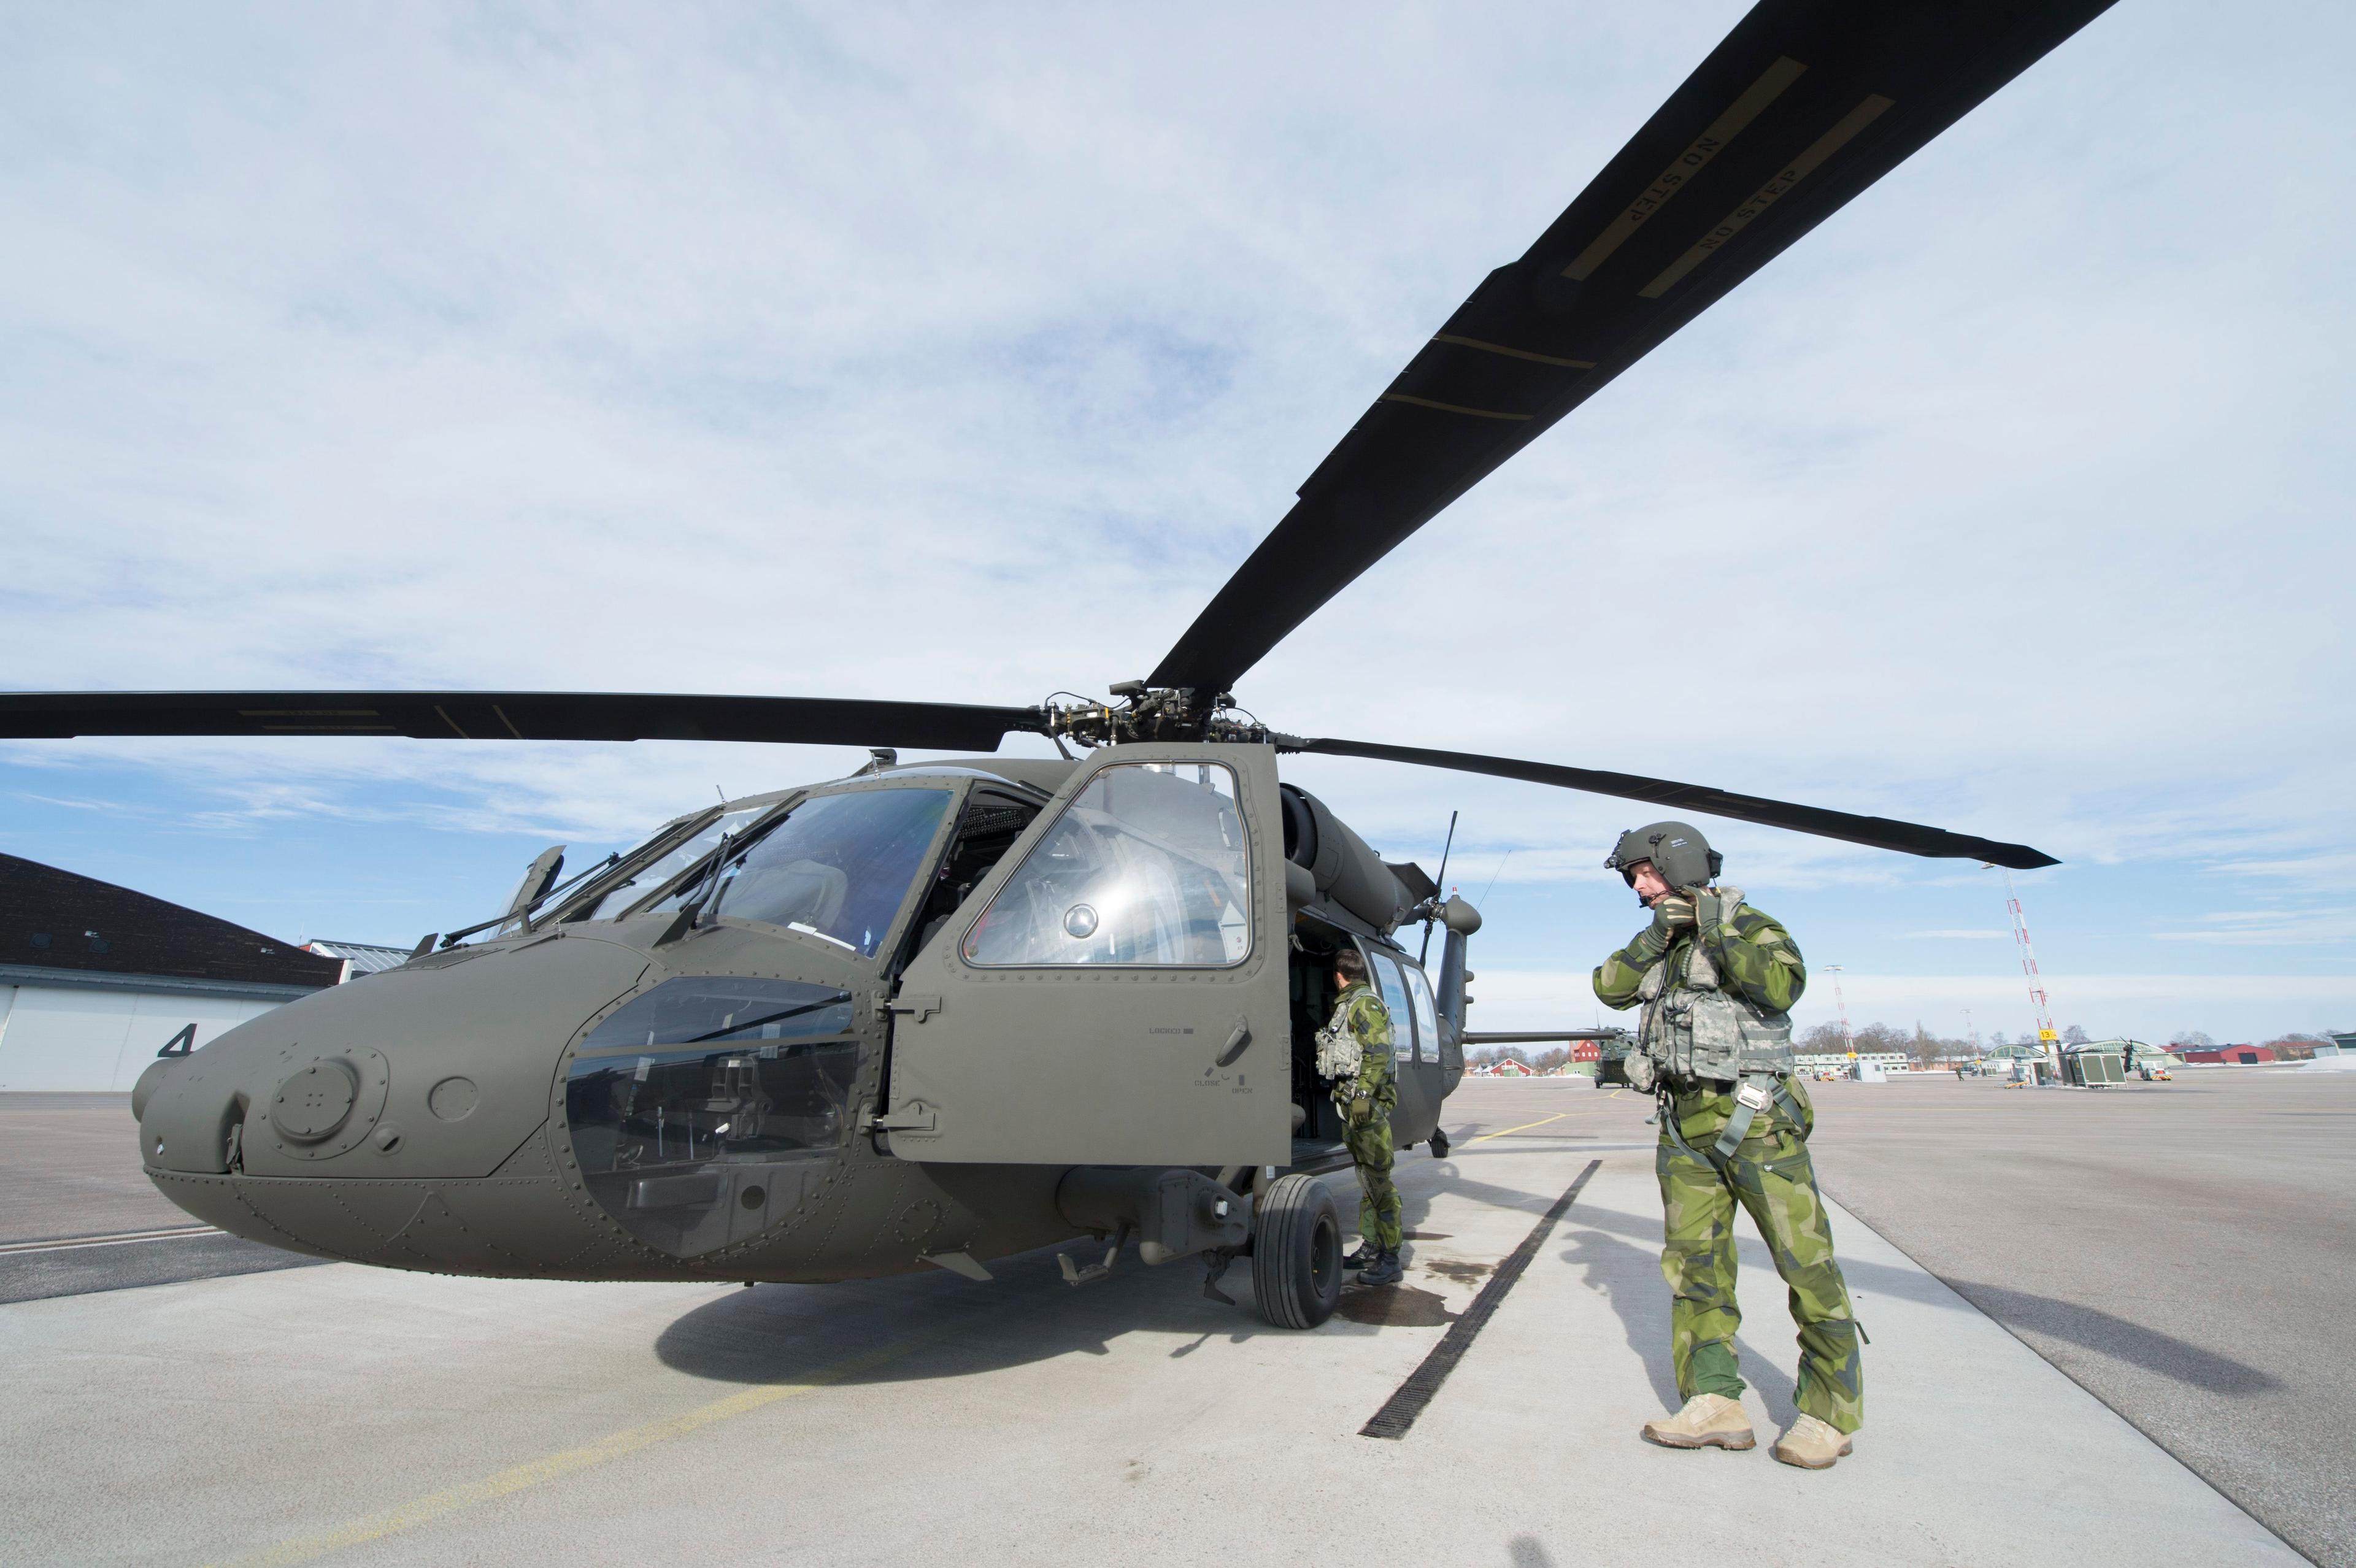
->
[1463,1096,1631,1143]
[1360,1159,1601,1440]
[1469,1112,1567,1141]
[205,1335,928,1567]
[0,1224,218,1255]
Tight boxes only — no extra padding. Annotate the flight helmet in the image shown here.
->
[1604,821,1721,893]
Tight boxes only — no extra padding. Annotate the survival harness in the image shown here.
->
[1657,1074,1812,1163]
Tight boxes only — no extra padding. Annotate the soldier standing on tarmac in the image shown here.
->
[1320,947,1403,1286]
[1593,821,1865,1470]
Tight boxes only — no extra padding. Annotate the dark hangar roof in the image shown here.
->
[0,853,342,990]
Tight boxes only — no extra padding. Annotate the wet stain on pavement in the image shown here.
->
[1422,1258,1494,1285]
[1335,1283,1458,1327]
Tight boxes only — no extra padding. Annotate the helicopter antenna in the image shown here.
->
[1419,809,1458,964]
[1477,849,1514,907]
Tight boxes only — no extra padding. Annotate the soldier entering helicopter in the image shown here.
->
[1593,822,1864,1470]
[1319,947,1402,1286]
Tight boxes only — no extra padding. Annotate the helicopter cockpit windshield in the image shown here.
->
[557,805,764,923]
[691,786,954,957]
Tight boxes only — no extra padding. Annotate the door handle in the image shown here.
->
[884,993,943,1022]
[862,1102,937,1134]
[1215,1022,1252,1067]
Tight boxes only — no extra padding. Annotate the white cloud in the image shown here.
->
[2152,910,2356,947]
[0,2,2349,974]
[2204,853,2356,893]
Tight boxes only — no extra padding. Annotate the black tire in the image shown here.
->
[1252,1173,1343,1329]
[1428,1126,1452,1160]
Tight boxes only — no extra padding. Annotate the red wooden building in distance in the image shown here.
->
[2180,1044,2276,1066]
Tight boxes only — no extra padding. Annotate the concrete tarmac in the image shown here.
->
[1806,1067,2356,1568]
[0,1082,2298,1567]
[1458,1070,2355,1567]
[0,1093,191,1242]
[0,1094,328,1302]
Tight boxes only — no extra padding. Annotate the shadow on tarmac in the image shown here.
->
[655,1240,1342,1387]
[1539,1180,2281,1403]
[0,1232,326,1305]
[1942,1278,2281,1395]
[570,1120,2292,1416]
[663,1137,2273,1410]
[658,1163,1470,1386]
[1553,1212,1801,1421]
[658,1150,1542,1388]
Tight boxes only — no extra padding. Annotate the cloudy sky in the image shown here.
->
[4,2,2349,1047]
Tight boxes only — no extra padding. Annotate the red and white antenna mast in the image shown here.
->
[1827,964,1857,1063]
[1998,866,2057,1078]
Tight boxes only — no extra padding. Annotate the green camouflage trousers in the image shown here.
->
[1344,1113,1401,1252]
[1657,1078,1864,1432]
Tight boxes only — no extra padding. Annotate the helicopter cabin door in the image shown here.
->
[880,744,1292,1166]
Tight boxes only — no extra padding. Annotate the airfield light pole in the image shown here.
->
[1827,964,1856,1077]
[1996,866,2058,1083]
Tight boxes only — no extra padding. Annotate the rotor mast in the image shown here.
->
[1039,683,1266,749]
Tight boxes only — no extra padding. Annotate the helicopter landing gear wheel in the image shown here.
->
[1252,1173,1342,1329]
[1428,1126,1452,1160]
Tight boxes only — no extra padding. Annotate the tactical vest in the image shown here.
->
[1635,888,1795,1085]
[1314,1007,1363,1081]
[1315,984,1385,1081]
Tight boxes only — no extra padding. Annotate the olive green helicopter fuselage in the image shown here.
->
[134,747,1477,1301]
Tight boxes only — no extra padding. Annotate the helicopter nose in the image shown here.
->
[140,932,652,1190]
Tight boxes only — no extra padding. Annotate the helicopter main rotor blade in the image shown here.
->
[1148,0,2117,697]
[0,691,1045,752]
[1286,735,2058,870]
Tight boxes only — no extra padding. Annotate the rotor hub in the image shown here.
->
[1041,683,1276,748]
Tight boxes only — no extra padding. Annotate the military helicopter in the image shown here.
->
[1,0,2100,1329]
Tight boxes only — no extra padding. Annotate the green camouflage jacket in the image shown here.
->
[1328,981,1398,1113]
[1592,890,1807,1015]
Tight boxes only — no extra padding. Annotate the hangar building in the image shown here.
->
[0,852,341,1091]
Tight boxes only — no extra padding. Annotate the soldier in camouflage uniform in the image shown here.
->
[1592,821,1864,1470]
[1322,947,1403,1286]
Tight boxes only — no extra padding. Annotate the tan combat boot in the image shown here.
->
[1770,1414,1855,1469]
[1640,1394,1755,1450]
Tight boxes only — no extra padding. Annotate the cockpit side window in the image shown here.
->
[962,763,1252,968]
[1403,961,1440,1064]
[1369,949,1415,1066]
[901,791,1042,965]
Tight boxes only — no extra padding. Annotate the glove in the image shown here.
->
[1621,894,1694,966]
[1349,1095,1373,1124]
